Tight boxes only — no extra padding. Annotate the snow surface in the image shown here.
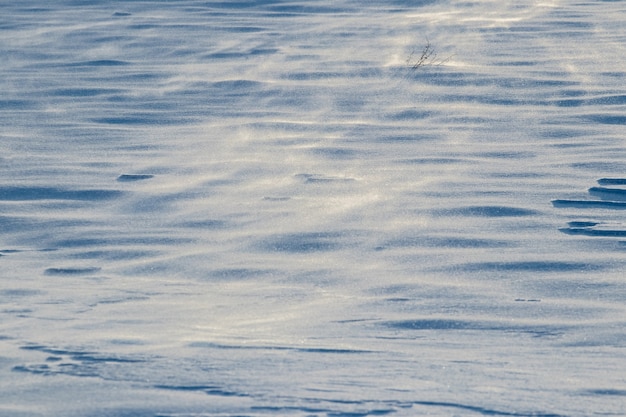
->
[1,1,626,416]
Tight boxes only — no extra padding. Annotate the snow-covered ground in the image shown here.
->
[1,1,625,416]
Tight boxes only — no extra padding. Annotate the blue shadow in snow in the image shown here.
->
[175,219,229,229]
[434,206,539,217]
[570,161,626,171]
[453,261,601,273]
[0,99,37,110]
[582,389,626,396]
[203,1,284,9]
[117,174,154,182]
[552,200,626,209]
[63,59,129,67]
[295,173,355,183]
[560,224,626,237]
[385,109,433,120]
[378,134,438,142]
[210,79,264,90]
[68,250,158,261]
[283,71,343,80]
[0,186,122,201]
[567,221,598,228]
[154,385,219,392]
[585,114,626,125]
[154,384,249,397]
[383,320,565,339]
[257,232,343,253]
[400,157,467,165]
[377,236,511,250]
[384,319,481,330]
[216,26,267,33]
[556,94,626,107]
[92,114,193,125]
[598,178,626,186]
[203,268,274,280]
[311,147,360,159]
[19,347,142,364]
[588,186,626,201]
[0,289,42,297]
[251,406,335,415]
[188,341,370,354]
[411,400,566,417]
[386,0,447,6]
[206,50,275,59]
[44,267,101,276]
[53,236,193,249]
[51,88,123,97]
[0,216,92,233]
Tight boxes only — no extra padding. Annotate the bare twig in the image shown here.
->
[406,38,452,71]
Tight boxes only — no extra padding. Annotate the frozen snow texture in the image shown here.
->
[1,1,626,416]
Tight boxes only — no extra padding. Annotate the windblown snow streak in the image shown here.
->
[1,1,626,416]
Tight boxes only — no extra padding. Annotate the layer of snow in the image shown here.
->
[1,1,625,416]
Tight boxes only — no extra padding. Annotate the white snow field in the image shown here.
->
[1,1,626,416]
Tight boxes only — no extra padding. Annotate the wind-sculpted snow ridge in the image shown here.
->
[554,179,626,243]
[9,341,570,417]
